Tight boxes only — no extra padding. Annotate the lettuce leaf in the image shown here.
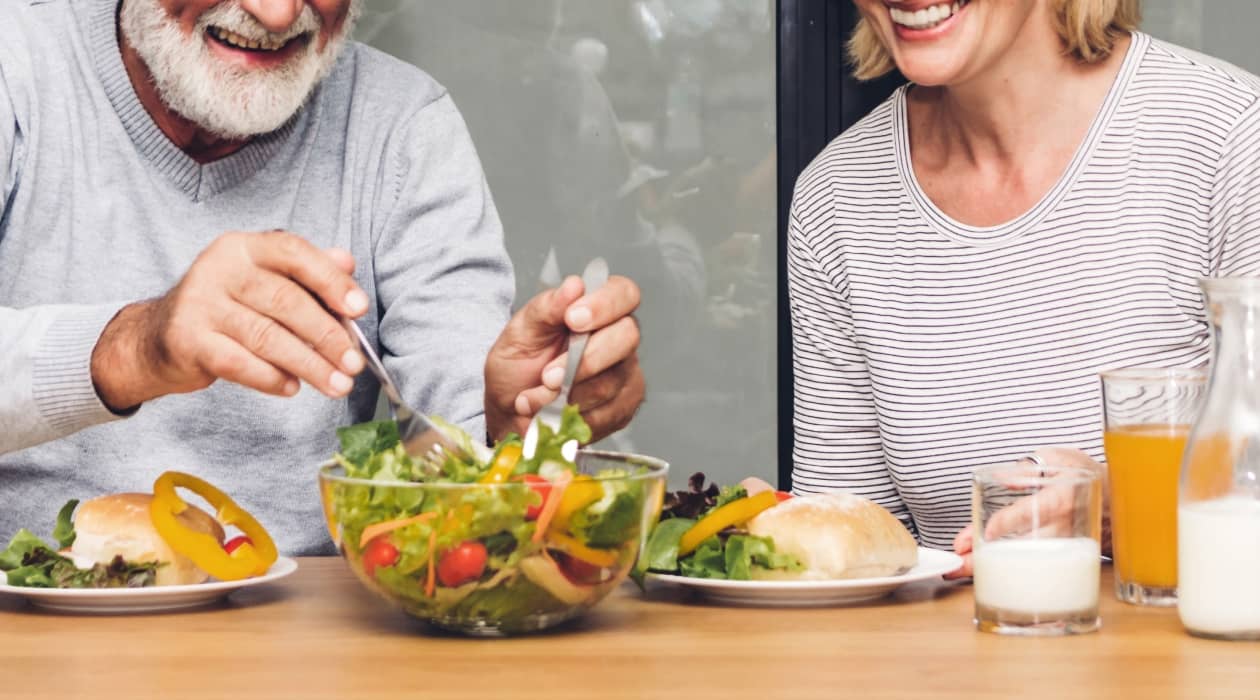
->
[336,420,401,471]
[724,535,802,580]
[715,485,748,509]
[636,517,694,573]
[0,530,160,589]
[660,473,722,520]
[53,499,78,550]
[678,536,727,579]
[569,483,645,549]
[665,533,802,581]
[444,578,561,621]
[0,529,50,570]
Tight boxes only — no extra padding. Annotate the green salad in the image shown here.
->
[0,500,161,588]
[324,407,654,632]
[634,473,802,582]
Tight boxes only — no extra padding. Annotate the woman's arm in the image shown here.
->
[786,202,914,535]
[1209,100,1260,276]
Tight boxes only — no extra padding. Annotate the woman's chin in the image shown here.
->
[894,51,974,87]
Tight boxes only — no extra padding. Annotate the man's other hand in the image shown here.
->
[484,274,644,443]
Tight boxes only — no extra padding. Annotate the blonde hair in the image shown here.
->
[847,0,1142,81]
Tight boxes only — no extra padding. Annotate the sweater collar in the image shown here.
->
[79,0,307,201]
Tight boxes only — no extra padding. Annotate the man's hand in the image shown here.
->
[946,447,1110,580]
[91,231,367,410]
[484,274,644,443]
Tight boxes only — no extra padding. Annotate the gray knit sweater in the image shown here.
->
[0,0,513,554]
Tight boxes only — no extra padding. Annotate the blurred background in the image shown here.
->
[358,0,778,489]
[356,0,1260,490]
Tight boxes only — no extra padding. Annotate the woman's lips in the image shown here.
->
[890,0,968,42]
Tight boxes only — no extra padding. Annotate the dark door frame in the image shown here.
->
[775,1,902,490]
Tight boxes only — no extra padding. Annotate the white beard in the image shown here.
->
[119,0,357,140]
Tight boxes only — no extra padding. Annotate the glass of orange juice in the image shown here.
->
[1100,367,1207,607]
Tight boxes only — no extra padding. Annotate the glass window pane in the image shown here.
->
[1143,0,1260,75]
[361,0,778,487]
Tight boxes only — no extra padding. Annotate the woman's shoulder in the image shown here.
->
[1136,33,1260,115]
[795,88,905,202]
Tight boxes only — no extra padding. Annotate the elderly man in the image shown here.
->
[0,0,645,553]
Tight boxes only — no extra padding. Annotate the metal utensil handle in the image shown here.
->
[341,317,404,408]
[561,258,610,401]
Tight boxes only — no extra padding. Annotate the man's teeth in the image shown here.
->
[890,1,967,30]
[208,26,289,51]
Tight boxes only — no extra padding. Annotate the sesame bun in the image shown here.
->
[69,493,224,586]
[745,493,918,580]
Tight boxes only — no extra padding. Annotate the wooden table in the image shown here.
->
[2,557,1257,699]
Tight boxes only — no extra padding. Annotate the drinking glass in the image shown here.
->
[972,461,1104,636]
[1100,368,1206,606]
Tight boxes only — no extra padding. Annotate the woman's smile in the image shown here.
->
[887,0,970,41]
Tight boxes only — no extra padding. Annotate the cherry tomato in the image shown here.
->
[223,535,253,553]
[362,536,400,578]
[775,491,793,502]
[437,541,488,587]
[521,475,551,520]
[554,551,607,586]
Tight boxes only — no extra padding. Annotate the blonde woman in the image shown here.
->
[788,0,1260,576]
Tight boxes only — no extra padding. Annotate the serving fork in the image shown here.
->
[522,257,610,460]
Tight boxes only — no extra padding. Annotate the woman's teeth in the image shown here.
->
[890,1,967,30]
[207,26,289,52]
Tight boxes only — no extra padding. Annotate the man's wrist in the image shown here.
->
[90,301,158,412]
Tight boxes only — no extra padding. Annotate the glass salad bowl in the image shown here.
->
[319,450,668,636]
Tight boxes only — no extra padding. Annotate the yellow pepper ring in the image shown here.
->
[150,471,279,581]
[677,490,780,557]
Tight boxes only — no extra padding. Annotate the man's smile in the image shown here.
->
[205,25,311,67]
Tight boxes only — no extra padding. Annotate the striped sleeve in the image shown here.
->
[1210,98,1260,276]
[787,197,915,536]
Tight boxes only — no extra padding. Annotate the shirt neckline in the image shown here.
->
[892,31,1150,247]
[80,0,306,202]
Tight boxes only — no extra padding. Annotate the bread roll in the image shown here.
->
[745,492,918,580]
[69,493,225,586]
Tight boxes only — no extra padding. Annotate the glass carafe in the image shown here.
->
[1178,277,1260,640]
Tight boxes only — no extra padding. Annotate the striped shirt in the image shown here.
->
[787,33,1260,549]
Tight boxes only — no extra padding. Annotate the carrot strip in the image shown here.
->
[425,527,438,597]
[531,471,573,542]
[359,512,437,549]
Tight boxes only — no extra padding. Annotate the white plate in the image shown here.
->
[647,547,963,607]
[0,556,298,614]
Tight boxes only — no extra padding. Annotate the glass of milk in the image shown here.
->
[972,462,1104,636]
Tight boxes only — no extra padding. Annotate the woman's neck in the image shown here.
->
[911,19,1131,170]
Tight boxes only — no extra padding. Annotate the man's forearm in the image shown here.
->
[0,304,131,455]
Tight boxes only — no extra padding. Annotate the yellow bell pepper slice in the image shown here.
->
[677,491,780,556]
[552,475,604,529]
[478,443,523,484]
[150,471,278,581]
[546,530,619,568]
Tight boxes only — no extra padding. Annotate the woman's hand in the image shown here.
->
[945,447,1110,580]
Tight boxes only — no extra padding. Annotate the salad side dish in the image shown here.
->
[636,473,919,582]
[0,472,278,589]
[634,473,801,582]
[322,406,663,631]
